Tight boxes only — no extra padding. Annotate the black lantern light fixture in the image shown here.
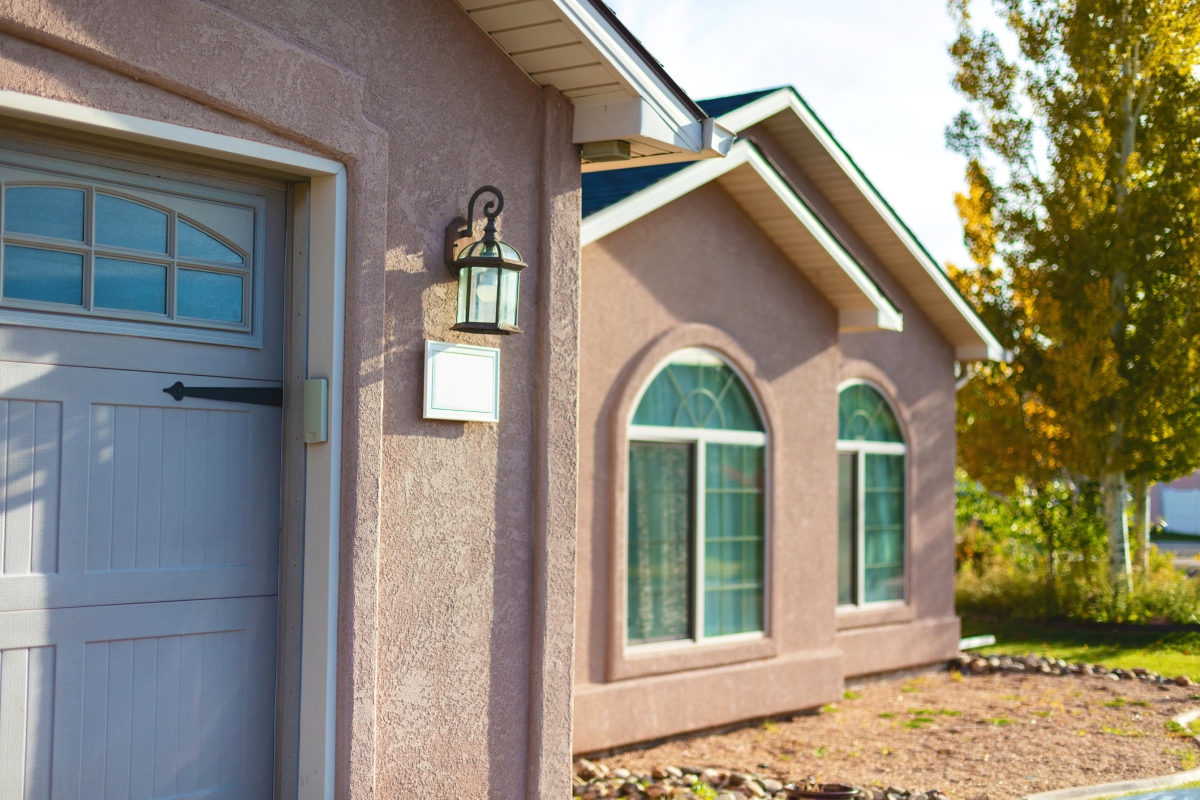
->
[444,185,526,335]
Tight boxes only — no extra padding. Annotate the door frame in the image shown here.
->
[0,90,346,800]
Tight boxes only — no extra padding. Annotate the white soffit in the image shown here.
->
[718,90,1006,361]
[452,0,733,168]
[582,140,903,333]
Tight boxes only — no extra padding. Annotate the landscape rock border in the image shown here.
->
[572,760,946,800]
[954,653,1196,687]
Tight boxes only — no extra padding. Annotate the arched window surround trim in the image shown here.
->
[606,324,782,681]
[627,346,769,444]
[836,378,910,610]
[836,378,908,452]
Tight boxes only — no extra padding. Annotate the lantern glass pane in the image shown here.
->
[456,268,468,324]
[499,269,519,327]
[468,267,499,323]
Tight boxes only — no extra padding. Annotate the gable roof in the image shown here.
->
[582,86,1005,361]
[451,0,733,167]
[583,139,903,333]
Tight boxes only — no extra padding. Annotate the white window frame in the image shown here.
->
[625,348,770,653]
[0,152,266,346]
[836,379,908,610]
[0,91,347,800]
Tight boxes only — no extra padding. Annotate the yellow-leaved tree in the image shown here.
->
[948,0,1200,590]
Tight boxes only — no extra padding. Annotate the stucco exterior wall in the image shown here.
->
[575,167,960,752]
[575,184,845,754]
[0,2,580,798]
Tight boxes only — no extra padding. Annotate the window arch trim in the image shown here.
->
[836,378,907,454]
[607,325,782,680]
[628,346,768,441]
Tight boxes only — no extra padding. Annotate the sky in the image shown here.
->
[604,0,1007,271]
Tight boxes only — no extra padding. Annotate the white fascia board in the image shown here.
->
[574,97,734,163]
[740,146,902,333]
[0,89,343,177]
[582,140,902,332]
[550,0,714,156]
[715,89,1005,360]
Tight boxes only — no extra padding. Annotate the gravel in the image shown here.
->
[580,664,1200,799]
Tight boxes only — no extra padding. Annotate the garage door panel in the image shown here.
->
[0,567,278,612]
[0,361,279,605]
[87,404,253,573]
[0,597,276,800]
[0,644,54,800]
[0,150,285,799]
[0,399,62,577]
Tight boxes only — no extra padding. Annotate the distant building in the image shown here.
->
[1152,473,1200,534]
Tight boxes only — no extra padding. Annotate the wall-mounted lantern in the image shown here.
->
[444,185,526,335]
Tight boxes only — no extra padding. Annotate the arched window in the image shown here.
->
[837,382,906,606]
[626,348,766,646]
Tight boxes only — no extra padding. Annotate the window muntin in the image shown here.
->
[627,348,767,647]
[839,382,904,442]
[837,382,906,606]
[0,167,254,334]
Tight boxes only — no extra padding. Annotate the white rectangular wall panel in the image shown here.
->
[423,341,500,423]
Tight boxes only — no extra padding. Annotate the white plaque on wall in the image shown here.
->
[423,340,500,423]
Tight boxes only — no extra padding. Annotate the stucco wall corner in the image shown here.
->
[337,124,390,800]
[526,85,582,800]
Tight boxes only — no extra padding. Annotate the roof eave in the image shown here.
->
[452,0,729,168]
[582,140,903,333]
[714,88,1006,361]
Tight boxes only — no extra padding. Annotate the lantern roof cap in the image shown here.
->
[457,239,524,266]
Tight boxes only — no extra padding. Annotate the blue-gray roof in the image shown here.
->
[581,88,784,219]
[696,88,780,118]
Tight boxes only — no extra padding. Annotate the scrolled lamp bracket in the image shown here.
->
[444,185,504,273]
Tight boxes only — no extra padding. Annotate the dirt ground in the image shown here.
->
[591,670,1200,799]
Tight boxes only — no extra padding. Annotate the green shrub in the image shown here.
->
[955,469,1200,624]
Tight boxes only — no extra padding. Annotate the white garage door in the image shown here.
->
[0,148,285,799]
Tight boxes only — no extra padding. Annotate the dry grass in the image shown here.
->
[591,671,1200,799]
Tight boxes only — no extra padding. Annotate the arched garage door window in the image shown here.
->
[626,348,767,646]
[837,382,906,606]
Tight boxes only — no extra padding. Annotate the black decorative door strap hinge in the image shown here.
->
[163,381,283,407]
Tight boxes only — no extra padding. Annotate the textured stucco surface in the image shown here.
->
[575,159,961,751]
[0,1,581,797]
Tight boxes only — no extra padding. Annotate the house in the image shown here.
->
[1152,473,1200,535]
[0,2,732,798]
[572,88,1004,753]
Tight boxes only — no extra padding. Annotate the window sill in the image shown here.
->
[610,633,779,681]
[836,602,914,630]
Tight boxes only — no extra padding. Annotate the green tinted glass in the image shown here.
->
[704,443,765,637]
[863,453,904,602]
[633,353,762,431]
[837,452,856,605]
[838,384,903,442]
[627,442,693,644]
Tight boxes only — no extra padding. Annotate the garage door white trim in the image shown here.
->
[0,90,346,800]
